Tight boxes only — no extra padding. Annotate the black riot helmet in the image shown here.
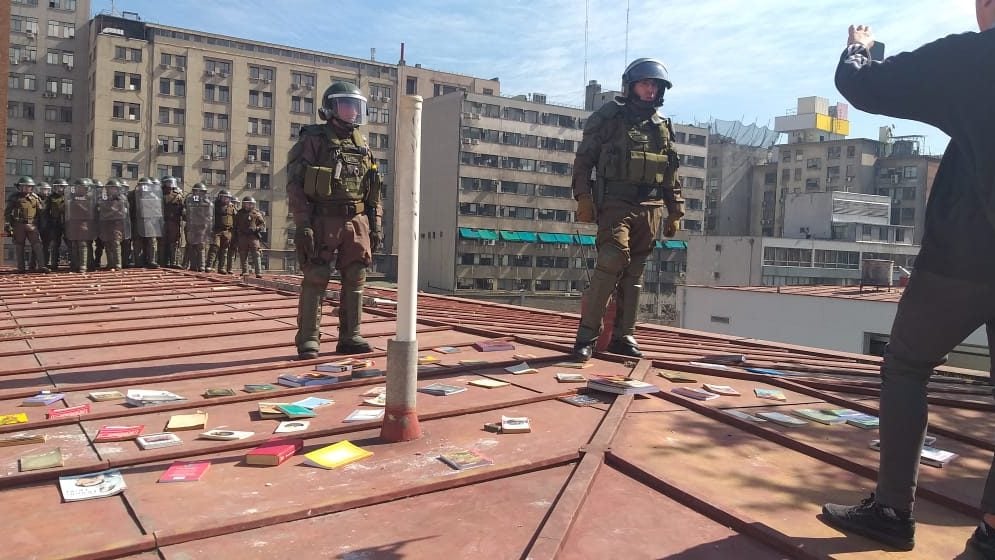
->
[621,58,672,107]
[318,81,368,128]
[52,178,69,194]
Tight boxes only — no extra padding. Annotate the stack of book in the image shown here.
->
[827,409,879,429]
[473,340,515,352]
[587,376,659,395]
[87,390,125,402]
[418,383,467,396]
[125,389,185,407]
[278,371,349,387]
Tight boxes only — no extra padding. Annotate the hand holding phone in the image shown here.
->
[870,41,886,61]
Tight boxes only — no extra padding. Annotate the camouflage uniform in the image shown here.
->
[288,82,384,359]
[35,182,52,269]
[161,179,185,268]
[208,191,236,273]
[572,59,684,361]
[4,177,48,272]
[43,180,69,270]
[235,196,266,277]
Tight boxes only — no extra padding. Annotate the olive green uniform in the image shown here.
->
[288,122,383,356]
[572,100,684,349]
[234,207,266,276]
[4,192,46,272]
[44,190,68,270]
[208,199,236,273]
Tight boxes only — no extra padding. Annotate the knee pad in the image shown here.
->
[594,243,629,276]
[341,261,367,288]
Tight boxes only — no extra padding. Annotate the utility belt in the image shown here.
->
[603,181,666,203]
[312,201,365,217]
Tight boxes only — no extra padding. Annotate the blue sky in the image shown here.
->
[95,0,979,154]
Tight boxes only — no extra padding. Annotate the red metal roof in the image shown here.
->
[0,269,989,559]
[688,283,907,303]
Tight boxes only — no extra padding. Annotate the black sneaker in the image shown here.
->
[969,521,995,558]
[821,494,915,551]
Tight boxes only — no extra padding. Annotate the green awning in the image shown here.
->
[576,234,596,246]
[553,233,574,244]
[537,232,558,243]
[516,231,537,242]
[499,230,522,242]
[477,229,498,241]
[459,227,480,239]
[663,240,687,250]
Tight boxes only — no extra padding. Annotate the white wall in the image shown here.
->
[685,236,761,286]
[418,93,462,291]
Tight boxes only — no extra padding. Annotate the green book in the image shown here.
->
[243,384,277,393]
[19,447,65,472]
[792,409,845,425]
[202,388,236,398]
[276,404,317,419]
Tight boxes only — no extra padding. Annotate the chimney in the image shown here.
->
[399,42,406,66]
[585,80,602,111]
[370,47,376,61]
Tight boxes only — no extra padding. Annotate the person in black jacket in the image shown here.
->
[822,4,995,556]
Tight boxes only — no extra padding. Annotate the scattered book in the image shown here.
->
[243,383,277,393]
[343,409,385,422]
[278,371,349,387]
[747,367,802,377]
[19,448,64,472]
[699,354,747,365]
[87,390,125,402]
[418,355,441,365]
[501,415,531,434]
[418,383,467,396]
[0,433,46,447]
[687,362,730,371]
[438,448,493,471]
[559,394,611,407]
[276,404,317,419]
[274,420,310,433]
[793,409,846,425]
[469,378,510,389]
[553,361,593,370]
[257,402,292,419]
[303,440,373,469]
[512,353,537,361]
[125,389,185,407]
[361,386,386,397]
[352,368,385,379]
[724,409,767,422]
[826,409,880,429]
[671,387,721,401]
[93,425,145,443]
[22,392,65,407]
[459,359,490,366]
[587,376,659,395]
[505,362,538,375]
[202,388,236,398]
[165,412,208,431]
[314,363,352,373]
[363,394,387,407]
[136,432,183,450]
[870,440,957,468]
[433,346,462,354]
[47,403,91,419]
[473,340,515,352]
[657,371,697,383]
[59,469,126,502]
[199,429,254,441]
[291,396,334,410]
[555,372,587,383]
[0,413,29,426]
[158,460,210,483]
[756,412,808,427]
[244,439,304,467]
[483,421,502,433]
[753,388,787,402]
[703,384,741,396]
[337,358,375,369]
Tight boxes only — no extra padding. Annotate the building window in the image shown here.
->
[248,65,275,81]
[47,20,75,39]
[370,84,391,99]
[847,145,856,158]
[161,78,185,96]
[111,131,140,150]
[291,96,314,114]
[112,102,140,120]
[204,59,232,76]
[157,136,185,154]
[405,77,417,95]
[248,117,273,135]
[291,72,316,87]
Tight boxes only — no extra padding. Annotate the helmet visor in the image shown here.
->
[328,95,368,126]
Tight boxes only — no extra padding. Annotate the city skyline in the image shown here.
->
[92,0,978,154]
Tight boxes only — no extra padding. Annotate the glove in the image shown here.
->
[294,223,315,265]
[370,229,383,253]
[3,223,12,237]
[575,194,596,223]
[663,214,681,238]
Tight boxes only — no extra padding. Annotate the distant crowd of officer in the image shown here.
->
[3,176,266,276]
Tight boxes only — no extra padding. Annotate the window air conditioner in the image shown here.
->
[471,114,480,119]
[247,155,256,162]
[177,66,185,72]
[263,79,271,84]
[128,114,136,120]
[382,96,390,102]
[160,63,169,69]
[462,138,472,144]
[471,139,480,145]
[262,161,270,167]
[127,84,136,91]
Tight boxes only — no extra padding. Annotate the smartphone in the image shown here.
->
[870,41,885,61]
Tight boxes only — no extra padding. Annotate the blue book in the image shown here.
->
[22,393,66,407]
[291,396,334,410]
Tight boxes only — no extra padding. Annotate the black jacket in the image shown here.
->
[835,30,995,283]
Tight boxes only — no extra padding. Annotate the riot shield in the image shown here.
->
[98,191,132,241]
[184,194,214,245]
[134,182,164,238]
[65,184,98,241]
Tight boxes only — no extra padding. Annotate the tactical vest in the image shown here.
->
[10,194,39,223]
[216,204,236,230]
[235,209,263,235]
[164,194,184,222]
[46,194,66,226]
[596,103,680,203]
[301,126,371,204]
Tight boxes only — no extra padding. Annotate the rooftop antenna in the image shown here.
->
[583,0,589,87]
[623,0,630,70]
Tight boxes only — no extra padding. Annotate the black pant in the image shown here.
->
[876,268,995,512]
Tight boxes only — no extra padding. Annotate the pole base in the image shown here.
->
[380,338,423,442]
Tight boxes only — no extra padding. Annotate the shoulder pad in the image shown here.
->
[595,102,623,119]
[300,124,326,137]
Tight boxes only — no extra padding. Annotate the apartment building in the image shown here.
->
[4,0,90,263]
[872,135,940,244]
[83,13,498,274]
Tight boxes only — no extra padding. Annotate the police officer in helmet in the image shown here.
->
[4,176,48,272]
[288,81,384,359]
[571,58,684,361]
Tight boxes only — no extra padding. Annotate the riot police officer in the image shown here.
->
[288,81,384,359]
[234,196,266,278]
[44,179,69,270]
[97,179,132,271]
[208,190,236,274]
[35,181,52,269]
[571,58,685,361]
[183,183,213,272]
[66,178,97,273]
[131,177,164,268]
[161,177,184,268]
[4,176,48,272]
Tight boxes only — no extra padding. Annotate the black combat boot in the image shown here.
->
[821,494,915,551]
[606,335,642,358]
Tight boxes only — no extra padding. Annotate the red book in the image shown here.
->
[94,425,145,442]
[472,340,515,352]
[47,403,91,419]
[244,438,303,466]
[158,460,211,483]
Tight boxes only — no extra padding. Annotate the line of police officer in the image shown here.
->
[4,175,265,276]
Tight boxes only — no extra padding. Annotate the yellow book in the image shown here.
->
[417,355,440,365]
[303,440,373,469]
[165,412,208,432]
[0,413,29,426]
[468,378,510,389]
